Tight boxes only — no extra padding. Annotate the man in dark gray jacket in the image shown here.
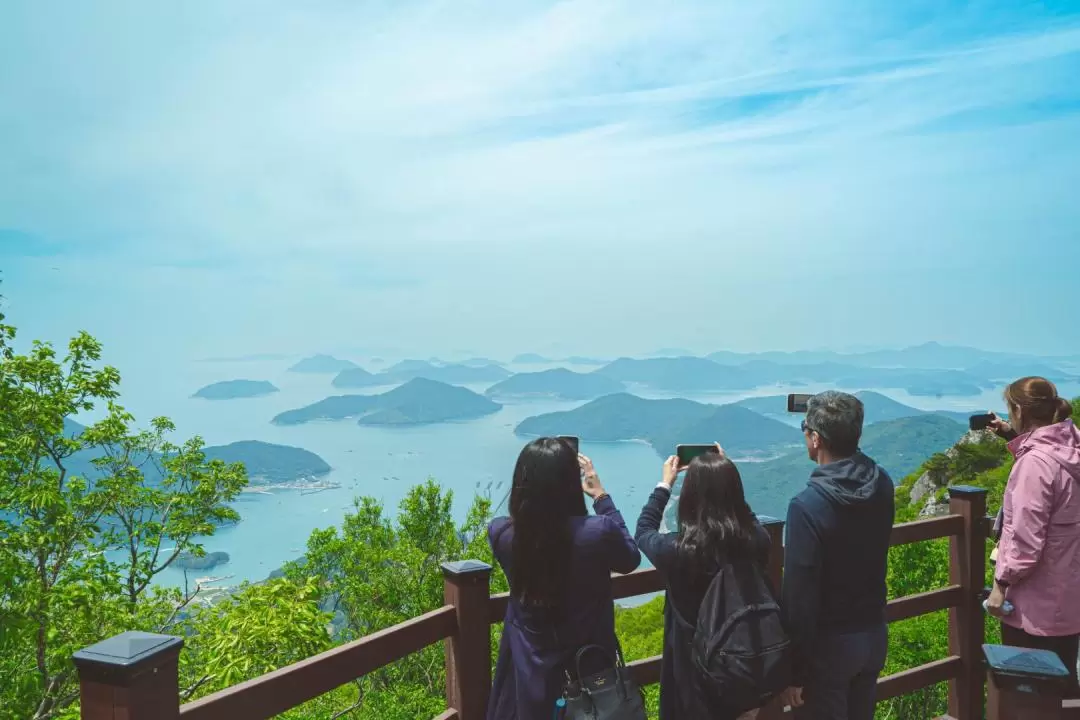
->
[780,391,896,720]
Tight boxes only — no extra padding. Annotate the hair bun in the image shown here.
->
[1054,396,1073,423]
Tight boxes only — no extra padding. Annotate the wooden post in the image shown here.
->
[947,485,988,720]
[758,515,786,720]
[73,631,184,720]
[443,559,493,720]
[984,644,1069,719]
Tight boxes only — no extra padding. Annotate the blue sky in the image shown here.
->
[2,0,1080,364]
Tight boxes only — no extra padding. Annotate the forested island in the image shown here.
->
[516,393,803,458]
[272,377,502,426]
[203,440,331,482]
[288,354,360,373]
[192,379,279,400]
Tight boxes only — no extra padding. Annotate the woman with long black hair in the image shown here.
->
[487,437,641,719]
[635,446,771,719]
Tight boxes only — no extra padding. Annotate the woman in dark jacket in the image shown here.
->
[487,438,642,720]
[635,446,771,719]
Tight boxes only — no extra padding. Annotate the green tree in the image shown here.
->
[282,479,508,718]
[0,312,247,720]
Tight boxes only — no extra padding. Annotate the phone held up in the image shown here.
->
[787,393,813,413]
[969,413,995,432]
[558,435,580,454]
[676,444,719,466]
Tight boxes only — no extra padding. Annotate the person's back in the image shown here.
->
[780,391,895,720]
[635,448,773,720]
[487,439,640,720]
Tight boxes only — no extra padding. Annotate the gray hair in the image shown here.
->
[805,391,864,457]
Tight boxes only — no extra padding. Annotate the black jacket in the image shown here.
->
[635,486,771,719]
[781,452,895,685]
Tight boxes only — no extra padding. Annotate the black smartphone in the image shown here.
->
[969,413,995,431]
[558,435,580,453]
[676,444,719,466]
[787,393,813,413]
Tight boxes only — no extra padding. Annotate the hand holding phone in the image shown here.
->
[969,413,995,431]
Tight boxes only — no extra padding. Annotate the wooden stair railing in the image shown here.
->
[75,486,1010,720]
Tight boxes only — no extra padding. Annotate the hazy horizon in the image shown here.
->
[3,1,1080,371]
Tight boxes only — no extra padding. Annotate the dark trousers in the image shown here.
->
[794,624,888,720]
[1000,622,1080,698]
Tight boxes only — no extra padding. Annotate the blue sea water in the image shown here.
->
[104,358,1077,593]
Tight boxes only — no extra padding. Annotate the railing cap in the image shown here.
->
[983,644,1071,680]
[948,485,988,498]
[73,631,183,683]
[441,559,492,578]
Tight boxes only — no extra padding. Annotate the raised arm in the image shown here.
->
[594,495,642,574]
[579,453,641,574]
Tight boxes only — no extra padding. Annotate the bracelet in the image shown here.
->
[593,492,609,502]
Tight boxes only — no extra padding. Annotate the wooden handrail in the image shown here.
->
[76,489,1001,720]
[179,605,457,720]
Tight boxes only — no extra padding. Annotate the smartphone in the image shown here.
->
[787,393,813,413]
[676,444,719,466]
[558,435,580,453]
[969,413,995,431]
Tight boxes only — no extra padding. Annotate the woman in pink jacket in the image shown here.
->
[986,376,1080,695]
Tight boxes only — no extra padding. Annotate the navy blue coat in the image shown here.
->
[487,495,642,720]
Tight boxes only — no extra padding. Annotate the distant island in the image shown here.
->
[203,440,331,483]
[288,354,360,374]
[272,378,502,427]
[192,379,279,400]
[332,360,511,388]
[485,368,625,401]
[175,551,230,571]
[516,393,803,458]
[591,356,992,397]
[512,353,552,364]
[331,367,382,388]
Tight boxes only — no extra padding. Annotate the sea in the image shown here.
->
[99,358,1078,597]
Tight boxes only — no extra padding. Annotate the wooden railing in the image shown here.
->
[71,485,1078,720]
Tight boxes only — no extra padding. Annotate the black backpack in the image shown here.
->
[689,560,792,713]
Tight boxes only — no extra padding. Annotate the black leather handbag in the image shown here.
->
[560,644,647,720]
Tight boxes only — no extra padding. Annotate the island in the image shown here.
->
[288,354,360,373]
[515,393,802,458]
[203,440,331,483]
[485,368,625,401]
[272,377,502,426]
[665,413,969,528]
[192,379,279,400]
[512,353,551,364]
[330,360,513,388]
[591,356,993,397]
[331,367,383,388]
[175,551,230,571]
[735,391,973,426]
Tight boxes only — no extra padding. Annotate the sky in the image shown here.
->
[2,0,1080,366]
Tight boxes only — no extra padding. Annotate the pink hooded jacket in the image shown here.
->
[996,419,1080,637]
